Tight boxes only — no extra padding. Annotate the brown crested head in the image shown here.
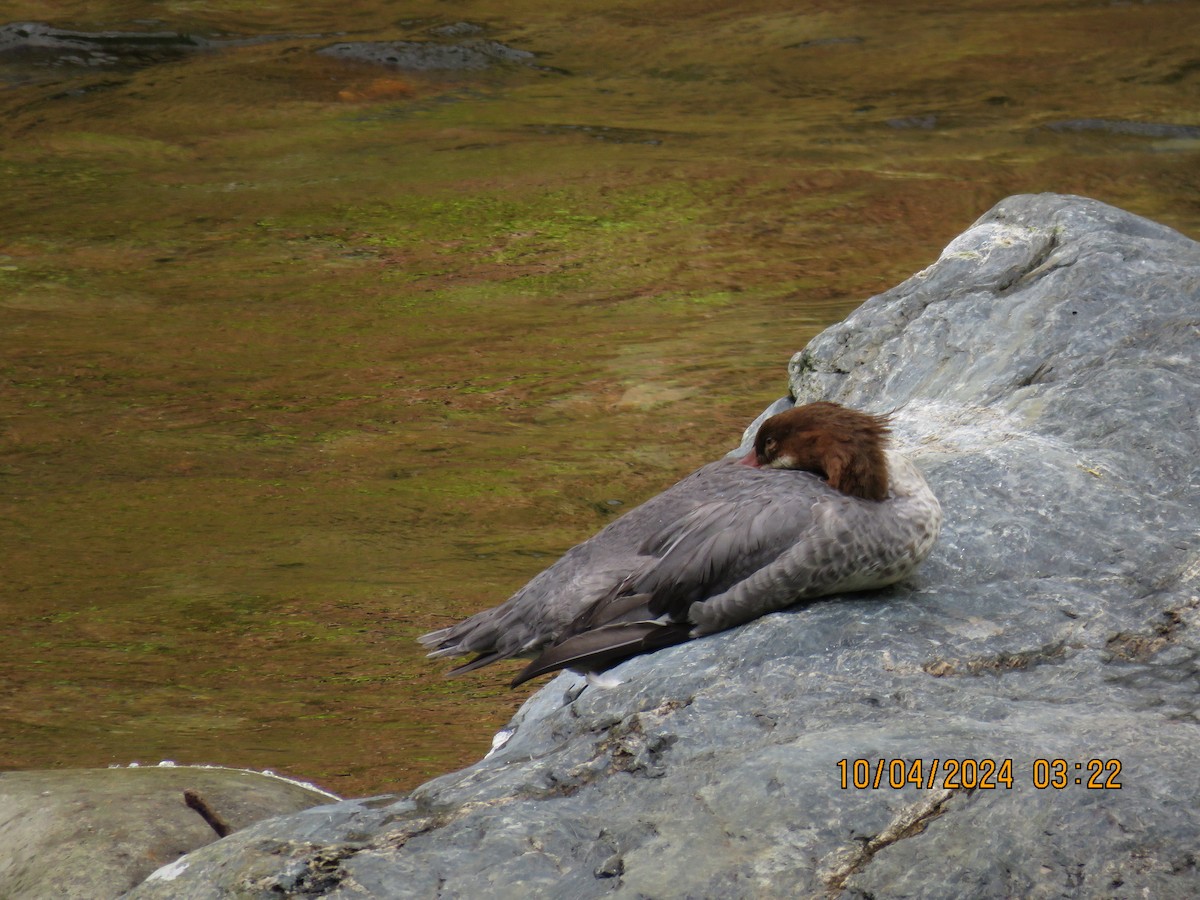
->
[749,401,891,501]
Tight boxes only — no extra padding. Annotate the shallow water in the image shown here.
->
[2,1,1198,796]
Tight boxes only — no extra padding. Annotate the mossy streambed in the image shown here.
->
[1,1,1197,796]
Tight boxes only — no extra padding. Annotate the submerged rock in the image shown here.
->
[0,20,543,81]
[0,766,337,899]
[129,194,1200,898]
[1045,118,1200,140]
[316,39,534,72]
[0,21,274,69]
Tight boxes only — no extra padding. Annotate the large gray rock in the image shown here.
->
[128,194,1200,899]
[0,766,337,899]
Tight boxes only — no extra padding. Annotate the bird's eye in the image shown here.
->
[764,438,778,456]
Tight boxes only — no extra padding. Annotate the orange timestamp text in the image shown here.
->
[836,757,1122,790]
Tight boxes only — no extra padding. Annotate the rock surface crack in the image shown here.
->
[994,230,1062,295]
[820,787,961,895]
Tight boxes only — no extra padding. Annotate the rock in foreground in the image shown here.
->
[130,194,1200,898]
[0,766,337,899]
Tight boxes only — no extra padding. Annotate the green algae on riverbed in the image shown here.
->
[1,0,1198,796]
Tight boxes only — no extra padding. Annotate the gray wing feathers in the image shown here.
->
[689,494,929,635]
[418,461,734,666]
[687,499,854,633]
[636,496,814,617]
[419,536,658,668]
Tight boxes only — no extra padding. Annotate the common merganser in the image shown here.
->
[420,402,942,687]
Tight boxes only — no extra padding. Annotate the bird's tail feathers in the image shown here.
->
[510,620,689,687]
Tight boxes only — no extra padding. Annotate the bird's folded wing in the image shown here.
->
[511,620,690,687]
